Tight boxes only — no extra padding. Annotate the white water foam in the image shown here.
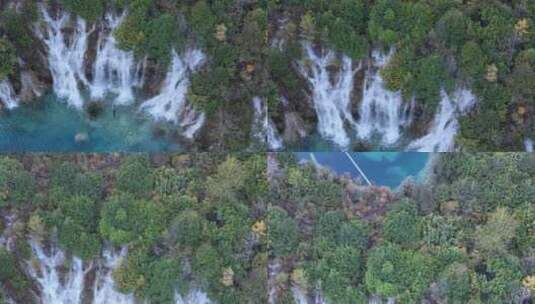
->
[90,13,144,105]
[298,43,358,148]
[267,119,284,151]
[27,239,87,304]
[299,45,412,148]
[251,96,268,145]
[408,88,476,152]
[92,247,134,304]
[175,290,211,304]
[35,6,91,108]
[525,138,533,152]
[356,51,413,145]
[140,50,206,137]
[0,80,19,110]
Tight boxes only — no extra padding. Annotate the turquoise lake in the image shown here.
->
[0,94,181,152]
[296,152,431,188]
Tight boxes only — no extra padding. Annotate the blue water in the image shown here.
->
[0,94,182,152]
[296,152,431,188]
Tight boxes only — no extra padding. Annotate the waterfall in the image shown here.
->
[0,80,19,110]
[174,290,211,304]
[408,88,476,152]
[92,247,134,304]
[140,50,206,137]
[525,138,533,152]
[27,239,87,304]
[35,6,91,109]
[251,97,267,145]
[298,43,358,148]
[356,51,413,145]
[267,119,284,151]
[299,44,412,148]
[90,13,144,105]
[292,287,310,304]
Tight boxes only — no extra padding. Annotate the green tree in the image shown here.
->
[0,157,35,206]
[475,207,517,256]
[100,193,163,246]
[56,195,101,259]
[60,0,104,21]
[365,243,435,302]
[168,209,204,248]
[435,8,471,51]
[267,206,298,257]
[116,156,153,198]
[206,157,247,203]
[438,262,471,303]
[479,255,523,302]
[383,200,421,247]
[0,38,16,79]
[509,49,535,105]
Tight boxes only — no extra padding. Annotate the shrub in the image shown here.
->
[0,157,35,206]
[168,209,204,248]
[383,200,421,247]
[0,38,16,79]
[60,0,104,21]
[100,193,164,246]
[116,156,153,198]
[267,206,298,257]
[49,161,103,200]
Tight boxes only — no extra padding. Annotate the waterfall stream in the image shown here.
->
[35,6,91,109]
[90,13,144,105]
[408,89,475,152]
[26,239,212,303]
[139,50,206,138]
[298,43,357,148]
[251,97,268,146]
[356,51,413,145]
[525,138,533,152]
[299,44,412,148]
[0,80,19,110]
[267,119,284,151]
[92,247,134,304]
[27,239,87,304]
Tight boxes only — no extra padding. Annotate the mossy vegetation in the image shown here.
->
[0,154,267,304]
[269,153,535,303]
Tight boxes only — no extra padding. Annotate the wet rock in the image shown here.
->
[75,132,89,143]
[282,112,308,143]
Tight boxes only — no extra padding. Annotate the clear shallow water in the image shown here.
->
[0,94,181,152]
[296,152,430,188]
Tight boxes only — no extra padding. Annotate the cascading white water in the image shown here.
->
[90,13,144,105]
[267,119,284,151]
[35,6,91,109]
[292,287,310,304]
[408,88,476,152]
[251,96,268,146]
[0,80,19,110]
[140,49,206,138]
[175,290,211,304]
[356,51,413,145]
[27,239,87,304]
[250,96,283,150]
[298,43,358,148]
[525,138,533,152]
[92,247,135,304]
[299,44,412,148]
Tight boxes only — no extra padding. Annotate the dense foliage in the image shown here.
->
[0,154,267,304]
[1,0,533,149]
[268,0,535,150]
[269,153,535,303]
